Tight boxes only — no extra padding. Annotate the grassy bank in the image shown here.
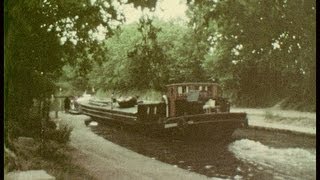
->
[4,116,95,180]
[5,137,95,179]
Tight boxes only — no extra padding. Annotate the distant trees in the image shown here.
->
[86,23,142,91]
[86,18,191,92]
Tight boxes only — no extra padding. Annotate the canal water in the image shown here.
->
[89,122,316,180]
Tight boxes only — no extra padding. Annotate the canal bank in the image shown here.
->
[231,108,316,137]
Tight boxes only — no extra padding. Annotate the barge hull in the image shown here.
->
[80,102,247,139]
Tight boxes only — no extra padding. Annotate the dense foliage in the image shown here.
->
[4,0,157,142]
[187,0,315,110]
[85,18,196,92]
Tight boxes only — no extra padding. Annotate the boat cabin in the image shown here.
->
[165,82,226,117]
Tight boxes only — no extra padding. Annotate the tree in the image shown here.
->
[187,0,316,109]
[126,16,169,91]
[86,23,143,91]
[86,18,194,92]
[4,0,160,141]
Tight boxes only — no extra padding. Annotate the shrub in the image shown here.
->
[4,146,20,172]
[43,124,73,144]
[38,140,65,159]
[39,124,73,160]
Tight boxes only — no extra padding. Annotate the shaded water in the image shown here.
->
[89,122,315,179]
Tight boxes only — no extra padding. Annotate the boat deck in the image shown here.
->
[78,101,139,125]
[80,101,138,114]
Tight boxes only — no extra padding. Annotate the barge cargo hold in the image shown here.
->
[77,82,248,140]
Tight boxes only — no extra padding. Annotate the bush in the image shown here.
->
[4,146,20,172]
[38,140,66,160]
[39,124,73,160]
[43,124,73,144]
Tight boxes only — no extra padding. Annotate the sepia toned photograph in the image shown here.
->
[4,0,316,179]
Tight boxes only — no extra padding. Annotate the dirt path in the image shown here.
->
[57,113,211,180]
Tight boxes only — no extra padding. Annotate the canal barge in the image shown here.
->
[77,82,248,139]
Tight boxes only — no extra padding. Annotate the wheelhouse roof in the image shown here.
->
[166,82,220,87]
